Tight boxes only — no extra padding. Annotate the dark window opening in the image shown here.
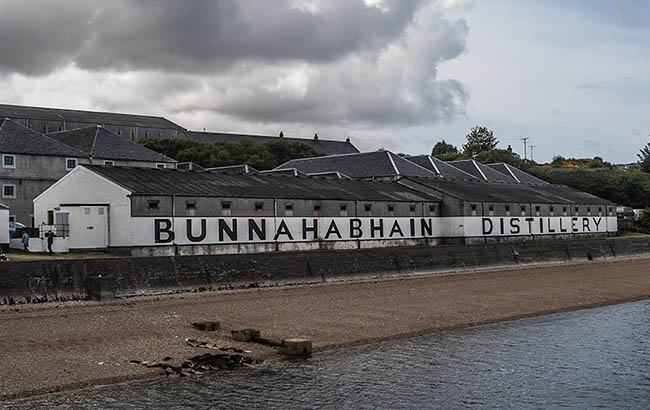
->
[221,201,231,209]
[313,205,321,211]
[364,204,372,212]
[285,204,293,210]
[255,202,264,211]
[387,204,395,212]
[505,205,510,212]
[409,205,416,212]
[340,204,347,211]
[186,202,196,210]
[429,205,436,212]
[148,200,159,210]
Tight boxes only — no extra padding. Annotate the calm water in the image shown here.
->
[7,300,650,409]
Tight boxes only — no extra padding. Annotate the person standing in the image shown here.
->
[21,231,30,252]
[45,230,56,255]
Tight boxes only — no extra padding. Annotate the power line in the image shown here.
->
[529,145,535,162]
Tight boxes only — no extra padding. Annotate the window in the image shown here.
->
[117,130,122,136]
[186,201,196,216]
[340,203,348,217]
[488,205,494,216]
[221,201,232,216]
[586,206,591,216]
[145,132,150,138]
[186,202,196,210]
[471,204,477,217]
[156,163,166,169]
[84,208,91,215]
[364,204,372,213]
[575,207,579,215]
[47,210,54,225]
[387,204,395,213]
[2,184,16,198]
[285,204,293,217]
[608,207,613,216]
[535,206,541,216]
[8,215,16,227]
[313,205,321,211]
[409,204,416,216]
[429,204,437,216]
[598,207,602,216]
[43,125,48,133]
[521,205,526,216]
[98,208,104,215]
[563,206,568,216]
[148,200,159,210]
[255,202,264,211]
[505,205,511,216]
[103,160,115,166]
[549,206,554,216]
[2,154,15,168]
[65,158,77,171]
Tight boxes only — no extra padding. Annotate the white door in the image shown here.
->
[64,206,108,249]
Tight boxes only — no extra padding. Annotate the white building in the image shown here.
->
[0,203,9,249]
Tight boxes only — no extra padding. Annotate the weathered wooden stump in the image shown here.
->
[231,328,261,342]
[192,321,220,331]
[280,338,312,357]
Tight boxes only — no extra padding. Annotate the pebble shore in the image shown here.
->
[2,256,650,401]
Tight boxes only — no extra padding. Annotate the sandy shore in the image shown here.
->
[2,256,650,401]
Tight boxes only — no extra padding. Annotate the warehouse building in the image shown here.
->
[0,119,176,226]
[0,104,184,141]
[33,165,442,256]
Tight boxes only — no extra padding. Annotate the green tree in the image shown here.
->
[551,155,566,168]
[638,135,650,173]
[462,126,498,158]
[431,140,459,157]
[638,208,650,233]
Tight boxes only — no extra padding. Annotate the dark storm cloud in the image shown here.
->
[0,0,421,74]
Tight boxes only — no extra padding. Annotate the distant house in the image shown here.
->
[178,130,359,155]
[0,103,185,141]
[0,119,176,227]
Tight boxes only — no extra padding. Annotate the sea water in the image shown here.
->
[6,300,650,409]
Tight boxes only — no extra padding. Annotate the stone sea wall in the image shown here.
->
[1,237,649,304]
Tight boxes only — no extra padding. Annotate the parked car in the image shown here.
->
[9,221,25,238]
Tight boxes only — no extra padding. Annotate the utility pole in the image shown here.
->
[521,137,529,161]
[529,145,535,162]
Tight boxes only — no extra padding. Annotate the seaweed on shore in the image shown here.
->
[129,353,256,376]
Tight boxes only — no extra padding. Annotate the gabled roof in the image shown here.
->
[407,155,480,181]
[447,160,517,182]
[180,130,359,155]
[276,151,438,178]
[205,164,259,175]
[487,163,549,185]
[0,202,8,210]
[401,176,614,205]
[0,118,87,157]
[0,104,184,130]
[81,165,440,202]
[47,126,175,163]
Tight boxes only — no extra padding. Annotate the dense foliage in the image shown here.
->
[139,137,323,170]
[638,136,650,173]
[462,126,498,158]
[431,140,459,156]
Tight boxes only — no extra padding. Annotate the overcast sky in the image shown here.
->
[1,0,648,163]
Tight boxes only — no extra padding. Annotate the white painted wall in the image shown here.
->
[0,206,9,245]
[33,167,132,247]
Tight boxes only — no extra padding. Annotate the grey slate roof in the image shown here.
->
[0,118,87,157]
[401,176,614,205]
[180,130,359,155]
[0,104,184,130]
[447,160,517,182]
[260,168,309,177]
[47,126,175,163]
[277,151,438,178]
[83,165,439,202]
[407,155,480,181]
[487,163,550,185]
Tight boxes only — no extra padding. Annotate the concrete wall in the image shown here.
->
[1,237,648,304]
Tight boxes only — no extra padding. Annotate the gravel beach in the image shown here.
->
[2,256,650,401]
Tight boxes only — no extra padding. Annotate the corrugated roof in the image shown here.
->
[205,164,259,175]
[0,104,184,130]
[83,165,440,202]
[47,126,175,163]
[277,151,438,178]
[448,160,517,182]
[180,130,359,155]
[487,163,550,185]
[0,118,88,157]
[401,176,614,205]
[408,155,481,181]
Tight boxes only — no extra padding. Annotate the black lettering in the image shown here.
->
[500,218,505,235]
[482,218,493,235]
[509,218,520,234]
[525,218,535,234]
[302,218,318,240]
[248,219,266,241]
[370,219,384,238]
[186,219,207,242]
[572,217,578,232]
[582,217,590,232]
[389,220,404,238]
[218,219,238,241]
[154,218,175,243]
[273,220,294,241]
[421,218,433,236]
[324,220,342,240]
[560,218,567,233]
[547,218,555,233]
[350,218,362,238]
[593,217,602,230]
[410,218,415,237]
[539,218,544,234]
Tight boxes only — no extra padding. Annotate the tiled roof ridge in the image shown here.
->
[0,118,88,157]
[0,103,175,122]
